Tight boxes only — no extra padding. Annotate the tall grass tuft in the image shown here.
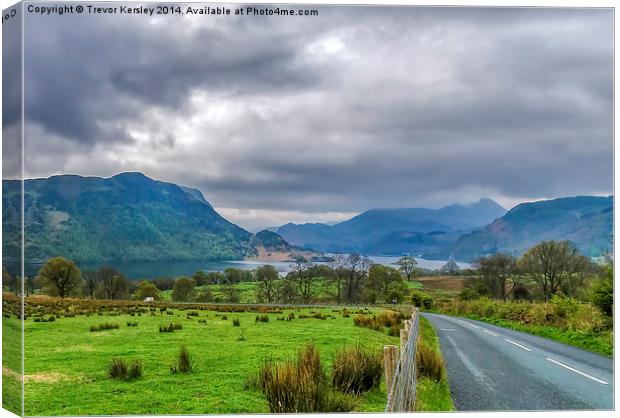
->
[257,343,354,412]
[90,322,119,332]
[171,345,192,374]
[415,341,444,382]
[332,345,383,394]
[108,358,142,380]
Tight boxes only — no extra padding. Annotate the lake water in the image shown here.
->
[16,255,469,280]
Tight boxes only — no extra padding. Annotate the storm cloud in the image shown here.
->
[14,5,613,230]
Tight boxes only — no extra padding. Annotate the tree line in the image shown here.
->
[2,239,611,314]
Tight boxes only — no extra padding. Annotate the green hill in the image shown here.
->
[3,172,256,263]
[449,196,613,260]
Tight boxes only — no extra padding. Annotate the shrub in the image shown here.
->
[233,318,241,327]
[109,358,142,380]
[171,345,192,374]
[411,290,434,309]
[342,308,350,318]
[332,345,382,394]
[159,322,183,333]
[126,321,138,327]
[258,315,269,323]
[90,322,119,332]
[416,341,443,382]
[257,343,353,413]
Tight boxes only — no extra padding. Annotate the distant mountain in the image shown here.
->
[252,229,296,253]
[3,172,256,263]
[277,198,507,255]
[449,196,613,260]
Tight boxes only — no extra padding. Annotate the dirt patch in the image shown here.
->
[24,372,70,383]
[3,366,22,381]
[3,366,76,384]
[417,276,469,291]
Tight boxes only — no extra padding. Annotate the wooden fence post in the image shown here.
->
[383,345,398,393]
[400,328,409,353]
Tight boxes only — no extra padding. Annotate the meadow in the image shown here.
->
[4,297,405,416]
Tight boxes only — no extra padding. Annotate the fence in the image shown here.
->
[384,307,420,412]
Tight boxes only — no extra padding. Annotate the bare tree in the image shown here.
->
[256,265,279,303]
[97,266,130,300]
[345,253,372,303]
[476,253,519,301]
[519,240,593,300]
[395,256,418,281]
[290,256,316,304]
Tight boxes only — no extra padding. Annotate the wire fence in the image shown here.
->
[385,307,420,412]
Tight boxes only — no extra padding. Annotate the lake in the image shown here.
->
[18,255,470,280]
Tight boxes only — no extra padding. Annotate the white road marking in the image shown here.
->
[440,328,456,331]
[483,329,499,337]
[546,358,608,385]
[504,338,532,351]
[467,323,481,329]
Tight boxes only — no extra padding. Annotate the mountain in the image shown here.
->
[248,229,331,262]
[252,229,296,253]
[277,198,507,255]
[449,196,613,261]
[2,172,256,263]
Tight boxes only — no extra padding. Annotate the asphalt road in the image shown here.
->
[422,313,614,411]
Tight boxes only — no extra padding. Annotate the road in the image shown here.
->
[422,313,614,411]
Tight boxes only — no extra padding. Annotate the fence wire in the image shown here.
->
[385,308,420,412]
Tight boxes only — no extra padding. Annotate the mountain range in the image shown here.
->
[277,199,507,255]
[3,172,255,263]
[2,172,613,264]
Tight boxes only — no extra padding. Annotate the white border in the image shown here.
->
[0,1,616,418]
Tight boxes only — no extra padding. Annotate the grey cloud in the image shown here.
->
[18,5,613,227]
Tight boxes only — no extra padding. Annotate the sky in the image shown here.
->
[4,5,614,231]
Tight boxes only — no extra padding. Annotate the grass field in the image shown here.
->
[9,303,401,416]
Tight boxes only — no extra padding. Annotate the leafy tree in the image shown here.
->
[151,277,175,291]
[134,281,161,301]
[256,265,279,303]
[97,267,130,300]
[476,253,519,300]
[36,257,82,298]
[192,271,210,286]
[172,277,196,301]
[592,263,613,316]
[395,256,418,281]
[519,240,593,300]
[366,265,403,302]
[411,290,434,309]
[195,287,214,303]
[206,271,224,285]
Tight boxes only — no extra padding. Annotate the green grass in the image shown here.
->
[2,313,22,415]
[18,306,398,415]
[437,312,613,357]
[415,316,454,412]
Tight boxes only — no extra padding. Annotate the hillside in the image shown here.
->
[249,229,330,262]
[2,172,256,263]
[449,196,613,260]
[277,198,507,255]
